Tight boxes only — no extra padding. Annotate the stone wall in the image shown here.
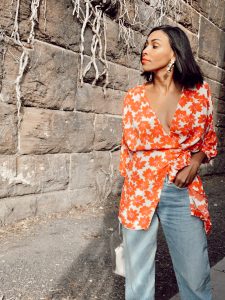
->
[0,0,224,225]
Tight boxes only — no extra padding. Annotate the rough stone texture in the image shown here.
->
[216,127,225,147]
[0,41,79,110]
[69,151,121,203]
[215,112,225,128]
[104,17,146,70]
[75,82,125,115]
[214,99,225,115]
[37,0,82,53]
[162,16,199,55]
[70,152,96,190]
[0,189,72,225]
[82,54,143,91]
[0,0,224,225]
[199,17,225,68]
[0,42,21,105]
[21,40,79,110]
[167,1,200,34]
[0,103,17,154]
[94,115,122,150]
[197,58,225,83]
[183,0,225,30]
[0,154,69,198]
[206,78,225,102]
[19,107,95,154]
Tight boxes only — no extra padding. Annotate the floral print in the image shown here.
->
[118,80,218,235]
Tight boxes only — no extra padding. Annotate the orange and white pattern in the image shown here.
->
[118,80,218,235]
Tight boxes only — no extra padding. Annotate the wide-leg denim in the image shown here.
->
[122,174,212,300]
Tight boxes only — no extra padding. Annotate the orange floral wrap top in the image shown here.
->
[118,80,218,235]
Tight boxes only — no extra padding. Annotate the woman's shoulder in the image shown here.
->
[126,82,146,95]
[123,83,146,105]
[194,79,210,93]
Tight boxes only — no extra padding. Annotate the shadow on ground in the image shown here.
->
[46,175,225,300]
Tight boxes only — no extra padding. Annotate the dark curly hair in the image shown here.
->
[140,25,204,89]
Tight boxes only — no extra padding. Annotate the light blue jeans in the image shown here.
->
[122,174,212,300]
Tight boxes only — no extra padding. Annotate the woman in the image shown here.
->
[118,25,218,300]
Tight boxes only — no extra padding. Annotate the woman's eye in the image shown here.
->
[144,43,158,49]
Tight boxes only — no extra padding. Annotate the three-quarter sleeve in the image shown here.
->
[119,90,132,177]
[200,83,218,164]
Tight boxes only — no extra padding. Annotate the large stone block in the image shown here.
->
[0,154,69,198]
[197,58,225,83]
[199,17,224,68]
[70,152,96,190]
[208,0,225,29]
[0,42,21,105]
[104,17,145,70]
[0,0,30,36]
[215,112,225,128]
[161,16,198,55]
[75,82,124,115]
[167,1,199,34]
[1,39,79,110]
[216,127,225,147]
[70,151,120,202]
[0,190,71,225]
[0,103,17,154]
[183,0,211,19]
[19,107,95,154]
[214,98,225,115]
[82,54,143,91]
[206,79,225,102]
[94,114,122,150]
[214,148,225,174]
[37,0,83,53]
[20,40,79,110]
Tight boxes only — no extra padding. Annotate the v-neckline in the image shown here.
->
[142,82,185,137]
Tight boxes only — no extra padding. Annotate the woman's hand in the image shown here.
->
[173,161,200,188]
[173,151,207,188]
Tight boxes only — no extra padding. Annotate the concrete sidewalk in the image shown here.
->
[170,257,225,300]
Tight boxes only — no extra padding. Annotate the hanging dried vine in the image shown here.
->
[71,0,189,95]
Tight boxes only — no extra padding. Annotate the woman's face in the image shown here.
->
[141,30,175,73]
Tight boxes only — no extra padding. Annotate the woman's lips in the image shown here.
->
[141,59,150,64]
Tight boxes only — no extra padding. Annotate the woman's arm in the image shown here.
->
[174,83,218,187]
[190,150,207,169]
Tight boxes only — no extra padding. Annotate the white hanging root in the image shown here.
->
[27,0,41,44]
[102,12,109,95]
[11,0,22,46]
[77,0,91,87]
[15,49,29,129]
[82,5,102,86]
[72,0,185,93]
[72,0,111,91]
[11,0,41,154]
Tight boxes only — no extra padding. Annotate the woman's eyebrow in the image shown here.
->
[148,38,161,43]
